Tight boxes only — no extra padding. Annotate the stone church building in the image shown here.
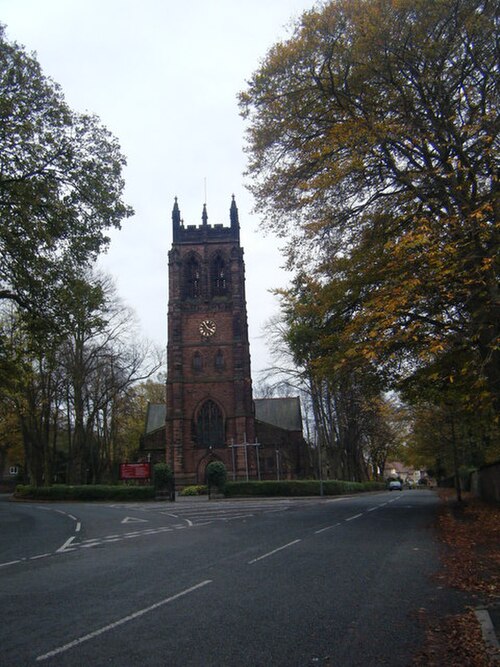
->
[140,198,311,487]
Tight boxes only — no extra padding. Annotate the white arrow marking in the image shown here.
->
[121,516,148,524]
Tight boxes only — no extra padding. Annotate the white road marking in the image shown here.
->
[80,542,101,549]
[248,539,301,564]
[315,522,341,534]
[367,507,378,512]
[121,516,148,524]
[160,511,193,526]
[56,536,77,553]
[36,579,213,662]
[0,559,23,568]
[54,510,78,522]
[345,513,363,522]
[75,522,81,532]
[29,553,51,560]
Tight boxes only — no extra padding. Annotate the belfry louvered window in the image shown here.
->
[185,256,201,298]
[212,256,227,296]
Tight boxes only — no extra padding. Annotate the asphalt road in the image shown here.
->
[0,490,467,666]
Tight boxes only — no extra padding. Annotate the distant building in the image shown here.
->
[384,461,423,485]
[139,198,311,487]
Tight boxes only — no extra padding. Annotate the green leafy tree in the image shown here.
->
[206,461,227,493]
[104,379,166,468]
[1,271,162,485]
[240,0,499,412]
[153,463,173,493]
[272,276,396,482]
[57,272,161,483]
[0,25,132,315]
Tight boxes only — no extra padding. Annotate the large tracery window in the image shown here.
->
[196,400,224,448]
[211,255,227,297]
[185,256,201,298]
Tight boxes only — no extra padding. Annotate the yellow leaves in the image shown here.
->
[429,341,445,354]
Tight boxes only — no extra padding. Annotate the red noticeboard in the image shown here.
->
[119,463,151,480]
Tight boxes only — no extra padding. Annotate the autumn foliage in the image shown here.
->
[413,490,500,666]
[240,0,499,475]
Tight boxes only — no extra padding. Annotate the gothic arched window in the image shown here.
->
[185,256,201,298]
[211,255,227,297]
[196,400,224,448]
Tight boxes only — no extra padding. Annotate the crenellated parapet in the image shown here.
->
[172,196,240,244]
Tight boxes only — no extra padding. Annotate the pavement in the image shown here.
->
[476,603,500,656]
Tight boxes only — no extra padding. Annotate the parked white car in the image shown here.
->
[389,480,402,491]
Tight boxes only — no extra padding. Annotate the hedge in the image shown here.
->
[224,480,385,498]
[14,484,156,501]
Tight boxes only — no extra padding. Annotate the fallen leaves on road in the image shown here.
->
[414,608,497,667]
[413,490,500,667]
[436,490,500,598]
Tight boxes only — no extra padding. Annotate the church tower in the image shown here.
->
[165,197,256,487]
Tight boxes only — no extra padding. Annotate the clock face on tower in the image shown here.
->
[199,319,216,337]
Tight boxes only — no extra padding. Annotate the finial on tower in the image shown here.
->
[202,203,208,226]
[172,197,181,227]
[230,194,239,228]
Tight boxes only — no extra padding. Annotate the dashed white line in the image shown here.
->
[36,579,213,662]
[345,513,363,522]
[29,553,51,560]
[314,522,341,534]
[0,559,23,568]
[248,539,301,564]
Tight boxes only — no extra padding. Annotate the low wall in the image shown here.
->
[470,461,500,503]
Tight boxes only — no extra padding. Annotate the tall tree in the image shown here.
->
[240,0,499,411]
[271,276,395,481]
[1,271,163,485]
[57,272,160,483]
[0,25,132,314]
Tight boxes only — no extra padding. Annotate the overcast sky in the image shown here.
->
[1,0,315,379]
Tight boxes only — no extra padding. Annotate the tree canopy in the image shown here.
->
[0,25,133,314]
[240,0,499,417]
